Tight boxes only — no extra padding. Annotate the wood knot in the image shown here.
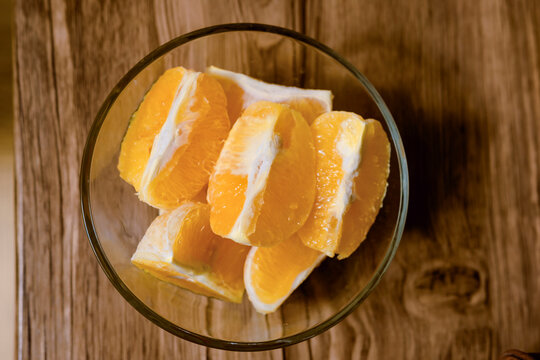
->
[404,260,487,320]
[414,266,481,304]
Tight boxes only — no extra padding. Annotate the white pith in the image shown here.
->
[138,70,200,203]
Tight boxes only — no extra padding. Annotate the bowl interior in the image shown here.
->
[83,25,407,349]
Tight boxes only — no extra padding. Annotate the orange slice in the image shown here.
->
[118,67,229,210]
[191,184,208,204]
[244,234,325,314]
[208,101,317,247]
[206,66,332,124]
[297,112,391,259]
[131,202,249,303]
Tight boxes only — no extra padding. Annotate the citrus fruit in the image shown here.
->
[206,66,332,124]
[208,101,317,247]
[117,67,229,210]
[191,184,208,204]
[131,202,249,303]
[244,234,325,314]
[297,112,390,259]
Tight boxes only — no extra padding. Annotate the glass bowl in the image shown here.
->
[80,23,408,351]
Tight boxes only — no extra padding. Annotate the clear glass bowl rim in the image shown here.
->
[79,22,409,351]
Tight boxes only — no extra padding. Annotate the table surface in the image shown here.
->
[14,0,540,359]
[0,0,14,358]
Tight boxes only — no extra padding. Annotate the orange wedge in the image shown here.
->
[244,234,325,314]
[191,184,208,204]
[208,101,316,247]
[297,112,390,259]
[131,202,249,303]
[206,66,332,124]
[118,67,229,210]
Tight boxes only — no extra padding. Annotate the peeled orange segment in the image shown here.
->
[130,213,223,299]
[297,112,390,259]
[118,67,229,210]
[131,202,249,303]
[167,202,215,273]
[117,68,184,189]
[206,66,333,124]
[190,184,208,204]
[337,119,391,258]
[244,234,325,314]
[208,101,316,247]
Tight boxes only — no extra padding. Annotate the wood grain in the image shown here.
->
[14,0,540,359]
[300,0,540,359]
[0,0,15,358]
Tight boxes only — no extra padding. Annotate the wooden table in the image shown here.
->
[14,1,540,359]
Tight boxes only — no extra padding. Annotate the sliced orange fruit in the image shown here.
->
[297,112,390,259]
[208,101,317,247]
[118,67,229,210]
[190,184,208,204]
[131,202,249,303]
[206,66,332,124]
[244,234,325,314]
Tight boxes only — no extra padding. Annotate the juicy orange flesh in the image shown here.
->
[131,212,222,297]
[124,66,391,308]
[118,67,229,209]
[142,73,229,209]
[140,265,232,301]
[132,203,249,303]
[170,204,215,272]
[118,67,185,190]
[208,173,247,237]
[208,75,245,124]
[298,113,390,259]
[210,236,250,288]
[191,184,209,203]
[248,234,322,304]
[208,101,316,247]
[298,113,350,255]
[208,101,282,240]
[285,97,329,125]
[131,213,171,275]
[248,108,316,246]
[172,203,249,287]
[337,120,390,258]
[208,68,331,124]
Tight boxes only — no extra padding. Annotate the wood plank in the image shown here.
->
[302,0,540,358]
[0,0,15,358]
[14,0,302,359]
[14,0,540,358]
